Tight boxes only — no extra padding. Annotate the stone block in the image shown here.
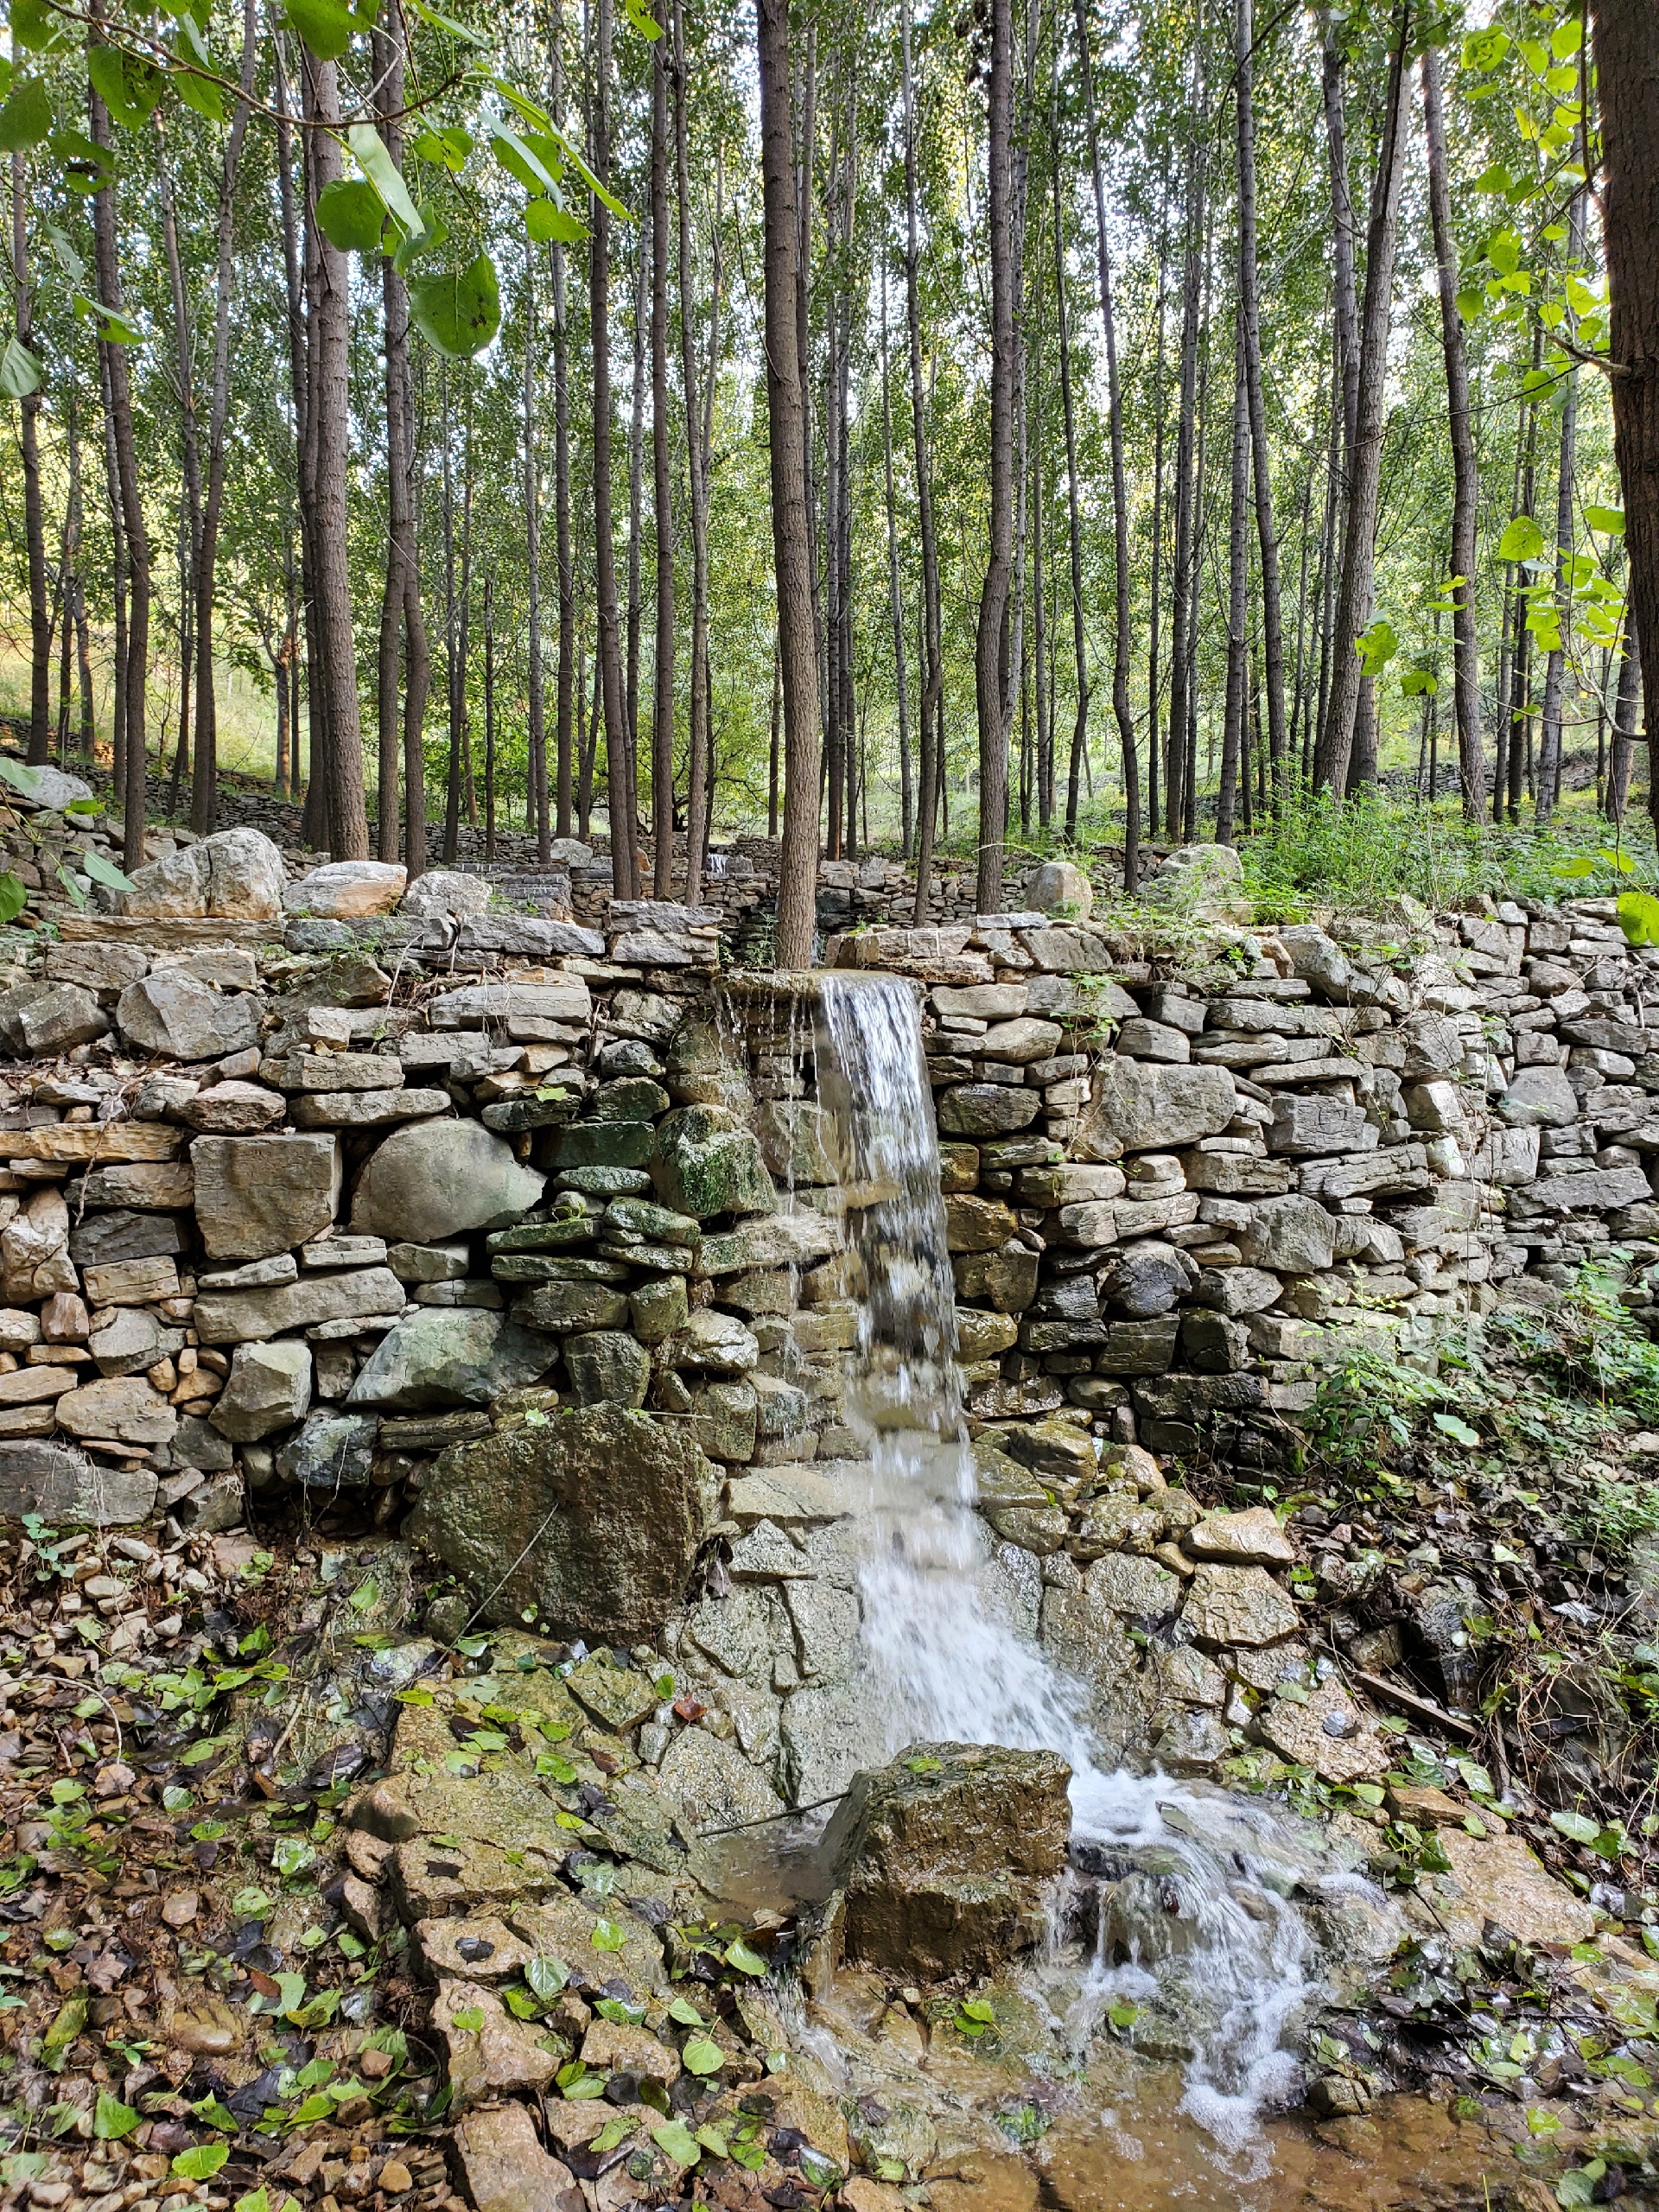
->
[1078,1060,1236,1156]
[116,970,261,1061]
[1237,1194,1336,1274]
[212,1340,313,1440]
[194,1266,406,1344]
[190,1132,341,1261]
[0,982,109,1055]
[938,1084,1042,1136]
[352,1118,543,1242]
[0,1440,155,1526]
[1268,1096,1376,1156]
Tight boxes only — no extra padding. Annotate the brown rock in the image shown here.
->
[1420,1828,1596,1949]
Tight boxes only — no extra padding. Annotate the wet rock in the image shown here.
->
[346,1308,553,1410]
[278,1410,378,1490]
[938,1084,1042,1136]
[1102,1241,1199,1318]
[651,1103,776,1219]
[1255,1679,1388,1785]
[191,1132,341,1261]
[352,1117,545,1242]
[823,1740,1071,1980]
[117,970,261,1061]
[563,1328,652,1407]
[1185,1507,1296,1567]
[211,1340,312,1440]
[1417,1828,1597,1949]
[952,1243,1039,1311]
[658,1309,760,1376]
[432,1978,563,2105]
[452,2101,582,2212]
[1181,1562,1300,1648]
[658,1721,785,1834]
[407,1404,719,1639]
[1151,1707,1231,1773]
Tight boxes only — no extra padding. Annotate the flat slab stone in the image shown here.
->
[1181,1561,1300,1648]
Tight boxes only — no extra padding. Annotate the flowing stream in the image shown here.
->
[812,970,1370,2154]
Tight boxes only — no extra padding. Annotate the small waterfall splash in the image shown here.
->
[813,970,1357,2155]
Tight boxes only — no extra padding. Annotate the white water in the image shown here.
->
[813,970,1351,2153]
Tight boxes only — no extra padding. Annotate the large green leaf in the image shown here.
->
[525,198,584,244]
[346,121,423,240]
[408,254,500,358]
[315,177,385,253]
[0,77,52,151]
[1618,892,1659,949]
[10,0,69,54]
[82,849,134,894]
[0,874,29,925]
[1356,620,1399,677]
[73,293,143,346]
[1497,514,1544,563]
[0,338,41,399]
[88,47,162,129]
[284,0,357,60]
[1584,504,1624,537]
[50,128,114,195]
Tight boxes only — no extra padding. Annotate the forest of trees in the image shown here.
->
[0,0,1654,969]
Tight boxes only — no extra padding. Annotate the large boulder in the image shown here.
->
[211,1340,312,1441]
[405,1404,720,1641]
[651,1104,776,1219]
[287,860,408,918]
[352,1119,543,1242]
[822,1741,1072,1980]
[191,1134,342,1261]
[0,1440,155,1526]
[400,869,493,921]
[346,1309,553,1410]
[1078,1060,1236,1156]
[117,827,287,920]
[0,982,109,1056]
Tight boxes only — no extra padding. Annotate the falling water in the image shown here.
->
[813,969,1370,2156]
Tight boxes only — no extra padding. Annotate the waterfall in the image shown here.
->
[813,969,1363,2155]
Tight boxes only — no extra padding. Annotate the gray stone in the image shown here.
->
[168,1416,236,1473]
[79,1161,194,1212]
[754,1099,839,1184]
[1152,1708,1232,1774]
[1180,1310,1252,1371]
[1497,1065,1580,1128]
[938,1084,1042,1136]
[279,1410,378,1490]
[977,1017,1065,1065]
[658,1309,760,1376]
[67,1210,184,1266]
[823,1741,1071,1980]
[399,868,493,920]
[696,1211,842,1274]
[1095,1314,1182,1373]
[388,1240,471,1284]
[55,1375,177,1446]
[116,970,261,1061]
[1521,1164,1653,1214]
[116,825,286,919]
[1102,1240,1199,1317]
[651,1104,776,1219]
[181,1081,288,1134]
[951,1243,1039,1310]
[429,978,592,1028]
[1191,1264,1281,1315]
[1186,1506,1296,1567]
[510,1281,631,1332]
[0,982,109,1055]
[406,1404,720,1638]
[1181,1562,1299,1647]
[630,1274,689,1344]
[686,1378,758,1462]
[198,1253,297,1291]
[1268,1095,1375,1156]
[286,860,407,917]
[88,1306,182,1377]
[352,1119,544,1243]
[0,1440,155,1526]
[563,1329,652,1408]
[1237,1193,1336,1274]
[1079,1060,1236,1156]
[1277,925,1353,999]
[189,1132,343,1262]
[1148,842,1247,910]
[658,1725,785,1836]
[1027,859,1092,919]
[346,1309,553,1409]
[194,1266,406,1345]
[211,1340,313,1441]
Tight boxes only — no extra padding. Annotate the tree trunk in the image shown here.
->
[592,0,637,899]
[1054,136,1090,843]
[441,370,462,864]
[524,250,550,864]
[1166,68,1206,843]
[673,0,711,904]
[375,23,427,875]
[1233,0,1287,804]
[10,157,49,767]
[1609,626,1640,823]
[483,572,496,861]
[625,226,647,858]
[88,66,149,868]
[1595,0,1659,817]
[1421,41,1484,817]
[903,0,943,925]
[302,55,367,857]
[1539,190,1588,822]
[880,259,913,858]
[975,0,1014,913]
[156,133,197,813]
[1218,331,1250,844]
[650,41,676,898]
[1147,214,1167,839]
[1313,7,1408,797]
[552,232,573,849]
[758,0,823,968]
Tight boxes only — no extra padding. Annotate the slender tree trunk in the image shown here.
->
[58,379,84,762]
[1594,0,1659,813]
[1233,0,1287,804]
[1609,626,1640,823]
[625,227,647,851]
[1421,42,1484,817]
[10,160,48,767]
[375,24,427,875]
[524,251,550,864]
[975,0,1014,912]
[1166,68,1206,844]
[483,573,496,861]
[903,0,943,924]
[592,0,637,899]
[1054,142,1090,843]
[1218,332,1250,844]
[1313,8,1408,797]
[1147,213,1167,838]
[758,0,823,967]
[1509,327,1544,822]
[155,131,196,815]
[880,260,913,857]
[301,55,367,856]
[88,67,149,868]
[441,372,463,864]
[551,236,573,849]
[673,0,711,904]
[648,44,676,898]
[1539,189,1588,822]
